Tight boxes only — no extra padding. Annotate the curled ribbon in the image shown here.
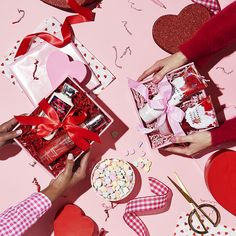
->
[15,0,95,58]
[15,98,100,151]
[128,78,186,136]
[123,177,172,236]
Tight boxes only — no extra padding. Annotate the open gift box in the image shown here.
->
[14,77,113,176]
[9,42,101,106]
[129,63,219,149]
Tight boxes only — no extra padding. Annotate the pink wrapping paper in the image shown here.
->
[10,42,100,106]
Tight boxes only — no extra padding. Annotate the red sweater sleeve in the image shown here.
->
[211,117,236,146]
[179,1,236,61]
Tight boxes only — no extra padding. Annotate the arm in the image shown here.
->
[0,153,89,236]
[179,1,236,61]
[163,117,236,156]
[138,1,236,82]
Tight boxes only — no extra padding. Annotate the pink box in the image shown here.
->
[130,63,218,149]
[9,42,101,106]
[14,77,113,176]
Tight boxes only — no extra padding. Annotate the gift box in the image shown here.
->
[9,42,101,105]
[14,77,113,176]
[1,16,115,101]
[129,63,218,148]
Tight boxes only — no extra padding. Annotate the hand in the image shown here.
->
[138,51,188,83]
[41,152,89,203]
[164,131,212,156]
[0,118,22,147]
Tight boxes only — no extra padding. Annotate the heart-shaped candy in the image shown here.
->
[152,4,211,54]
[46,50,87,89]
[54,204,98,236]
[205,150,236,216]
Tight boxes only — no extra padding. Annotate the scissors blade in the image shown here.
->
[168,176,194,204]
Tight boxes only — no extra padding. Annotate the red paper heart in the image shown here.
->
[40,0,98,10]
[205,150,236,216]
[152,4,211,54]
[54,204,98,236]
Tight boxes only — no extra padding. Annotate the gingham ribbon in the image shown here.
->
[123,177,171,236]
[192,0,221,14]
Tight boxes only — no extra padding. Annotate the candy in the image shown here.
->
[91,159,135,201]
[132,157,152,173]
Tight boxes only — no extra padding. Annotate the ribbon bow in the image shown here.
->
[15,0,95,58]
[128,78,186,135]
[123,177,171,236]
[15,98,100,151]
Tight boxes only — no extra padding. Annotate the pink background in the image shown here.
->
[1,0,236,235]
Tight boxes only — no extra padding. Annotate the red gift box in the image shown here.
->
[129,63,218,149]
[14,77,113,176]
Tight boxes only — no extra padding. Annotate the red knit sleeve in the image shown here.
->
[211,117,236,146]
[179,1,236,61]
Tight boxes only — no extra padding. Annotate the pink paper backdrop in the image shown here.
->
[0,0,236,235]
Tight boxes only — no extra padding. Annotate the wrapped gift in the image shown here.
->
[0,16,115,101]
[14,77,113,176]
[129,63,218,148]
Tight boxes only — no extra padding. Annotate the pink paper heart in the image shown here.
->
[46,50,87,89]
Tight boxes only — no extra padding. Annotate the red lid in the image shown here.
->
[205,149,236,216]
[54,204,98,236]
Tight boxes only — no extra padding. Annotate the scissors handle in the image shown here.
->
[188,203,221,234]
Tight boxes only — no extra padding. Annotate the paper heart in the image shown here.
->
[46,50,87,88]
[40,0,97,10]
[54,204,98,236]
[205,150,236,216]
[152,4,211,54]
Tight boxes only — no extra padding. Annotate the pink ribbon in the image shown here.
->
[191,0,221,15]
[123,177,172,236]
[128,78,186,136]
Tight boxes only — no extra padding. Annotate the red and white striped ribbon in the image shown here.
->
[192,0,221,14]
[123,177,171,236]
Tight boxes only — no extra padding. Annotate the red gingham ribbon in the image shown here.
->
[191,0,221,14]
[123,177,171,236]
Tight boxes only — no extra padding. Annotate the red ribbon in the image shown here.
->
[15,98,100,151]
[15,0,95,58]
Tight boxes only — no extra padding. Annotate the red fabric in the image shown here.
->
[205,149,236,216]
[210,117,236,146]
[179,1,236,61]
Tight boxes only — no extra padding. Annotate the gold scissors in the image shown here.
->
[168,174,221,234]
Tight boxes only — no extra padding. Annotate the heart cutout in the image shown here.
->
[46,50,87,89]
[54,204,99,236]
[205,150,236,216]
[152,4,211,54]
[40,0,98,11]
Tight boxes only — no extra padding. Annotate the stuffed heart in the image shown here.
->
[54,204,99,236]
[205,149,236,216]
[46,50,87,89]
[40,0,98,11]
[152,4,211,54]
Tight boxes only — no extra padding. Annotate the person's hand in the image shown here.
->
[138,51,188,83]
[0,118,22,147]
[163,131,212,156]
[42,152,89,203]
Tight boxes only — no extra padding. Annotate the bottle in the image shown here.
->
[38,113,107,165]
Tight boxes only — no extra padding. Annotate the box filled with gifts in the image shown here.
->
[14,77,113,176]
[129,63,219,148]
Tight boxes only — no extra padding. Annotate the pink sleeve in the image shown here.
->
[0,192,52,236]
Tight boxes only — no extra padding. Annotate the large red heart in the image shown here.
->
[205,150,236,216]
[152,4,211,54]
[54,204,98,236]
[40,0,98,10]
